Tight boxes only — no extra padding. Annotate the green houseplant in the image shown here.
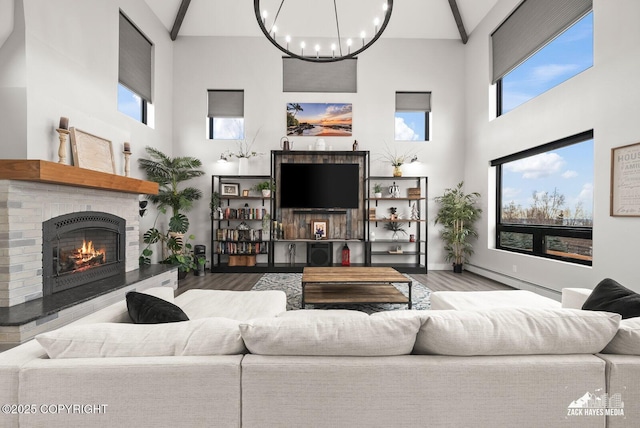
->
[138,147,205,277]
[252,180,275,197]
[434,182,482,273]
[373,183,383,198]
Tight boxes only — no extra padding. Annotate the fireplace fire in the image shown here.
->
[42,212,126,296]
[60,240,107,274]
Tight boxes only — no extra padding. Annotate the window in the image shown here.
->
[492,130,593,265]
[492,0,593,115]
[118,84,144,122]
[208,90,244,140]
[395,92,430,141]
[118,12,152,124]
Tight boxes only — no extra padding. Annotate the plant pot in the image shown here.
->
[238,157,249,175]
[374,192,382,198]
[262,189,271,198]
[453,263,463,274]
[177,270,188,280]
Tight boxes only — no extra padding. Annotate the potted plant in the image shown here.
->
[373,183,383,198]
[378,145,416,177]
[434,181,482,273]
[210,191,222,219]
[138,147,205,276]
[253,180,275,198]
[384,221,407,242]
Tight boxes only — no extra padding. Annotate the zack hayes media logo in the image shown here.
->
[567,390,624,417]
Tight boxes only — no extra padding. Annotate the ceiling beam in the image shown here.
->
[170,0,192,41]
[448,0,468,44]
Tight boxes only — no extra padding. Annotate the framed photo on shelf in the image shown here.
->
[221,183,240,196]
[611,141,640,217]
[242,189,250,197]
[311,219,328,240]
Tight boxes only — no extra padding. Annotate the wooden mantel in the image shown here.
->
[0,160,158,195]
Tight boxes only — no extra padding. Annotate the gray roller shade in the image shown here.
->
[491,0,592,83]
[283,58,357,93]
[396,92,431,112]
[119,12,153,102]
[207,90,244,118]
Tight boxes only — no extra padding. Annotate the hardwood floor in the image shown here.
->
[176,270,513,295]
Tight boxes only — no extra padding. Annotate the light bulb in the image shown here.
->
[272,25,277,37]
[331,43,336,57]
[285,35,291,49]
[300,41,306,55]
[374,17,380,26]
[315,44,320,58]
[347,38,352,54]
[383,2,388,12]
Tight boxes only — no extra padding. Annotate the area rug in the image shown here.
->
[252,273,431,313]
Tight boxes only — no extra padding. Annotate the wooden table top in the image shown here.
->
[302,266,410,284]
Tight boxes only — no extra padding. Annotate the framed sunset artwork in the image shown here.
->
[286,103,352,136]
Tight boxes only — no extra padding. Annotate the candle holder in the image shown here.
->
[55,128,70,164]
[123,151,131,177]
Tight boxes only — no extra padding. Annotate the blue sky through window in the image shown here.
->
[118,84,142,122]
[501,139,594,221]
[501,11,593,114]
[395,112,426,141]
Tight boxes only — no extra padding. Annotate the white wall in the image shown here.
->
[172,36,466,268]
[464,0,640,293]
[0,0,174,177]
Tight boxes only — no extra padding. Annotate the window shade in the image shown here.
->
[118,12,153,103]
[207,90,244,118]
[491,0,592,83]
[396,92,431,112]
[283,58,357,93]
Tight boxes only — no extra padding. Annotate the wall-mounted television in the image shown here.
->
[280,163,360,209]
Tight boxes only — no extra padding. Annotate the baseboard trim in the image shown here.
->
[464,264,561,301]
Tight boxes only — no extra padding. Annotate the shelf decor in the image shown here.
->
[69,128,115,174]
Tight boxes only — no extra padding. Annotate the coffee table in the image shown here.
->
[301,267,412,309]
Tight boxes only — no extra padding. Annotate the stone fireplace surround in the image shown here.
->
[0,160,176,350]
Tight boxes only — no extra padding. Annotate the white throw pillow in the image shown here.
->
[239,314,420,356]
[36,318,246,358]
[413,308,621,356]
[602,316,640,355]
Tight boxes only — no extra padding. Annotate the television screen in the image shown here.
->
[280,163,360,209]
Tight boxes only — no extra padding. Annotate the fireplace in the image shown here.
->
[42,212,126,296]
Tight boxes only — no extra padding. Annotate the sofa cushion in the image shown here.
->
[126,291,189,324]
[175,289,287,321]
[413,308,620,356]
[277,309,369,319]
[602,317,640,355]
[239,311,420,356]
[582,278,640,319]
[35,318,246,358]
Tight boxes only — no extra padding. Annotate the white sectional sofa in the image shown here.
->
[0,286,638,427]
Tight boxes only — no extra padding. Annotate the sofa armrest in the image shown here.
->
[561,288,592,309]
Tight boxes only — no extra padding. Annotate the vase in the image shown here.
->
[392,231,399,242]
[393,165,402,177]
[238,157,249,175]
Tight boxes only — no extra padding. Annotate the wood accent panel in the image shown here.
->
[274,151,366,240]
[0,160,158,195]
[302,266,409,284]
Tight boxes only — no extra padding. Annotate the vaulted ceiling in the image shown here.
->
[145,0,499,44]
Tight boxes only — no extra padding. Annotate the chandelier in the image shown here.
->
[254,0,393,63]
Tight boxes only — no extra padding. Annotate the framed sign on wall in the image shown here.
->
[610,141,640,217]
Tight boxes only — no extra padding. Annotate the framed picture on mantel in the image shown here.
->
[69,128,116,174]
[610,141,640,217]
